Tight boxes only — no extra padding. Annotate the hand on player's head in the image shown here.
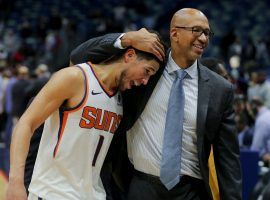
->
[121,28,166,61]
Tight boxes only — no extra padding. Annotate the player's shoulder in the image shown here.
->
[42,66,86,97]
[53,65,85,83]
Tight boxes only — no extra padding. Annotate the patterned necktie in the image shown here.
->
[160,69,187,190]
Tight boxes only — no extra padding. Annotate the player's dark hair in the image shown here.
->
[132,48,163,66]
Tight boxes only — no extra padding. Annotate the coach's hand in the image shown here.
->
[6,179,27,200]
[121,28,165,61]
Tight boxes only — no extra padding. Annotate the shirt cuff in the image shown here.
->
[113,33,126,49]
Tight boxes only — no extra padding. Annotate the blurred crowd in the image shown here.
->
[1,0,270,198]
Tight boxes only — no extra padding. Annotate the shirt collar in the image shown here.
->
[167,51,198,79]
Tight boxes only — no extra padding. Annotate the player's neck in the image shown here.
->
[91,63,124,93]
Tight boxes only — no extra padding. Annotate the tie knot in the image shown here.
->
[175,70,187,80]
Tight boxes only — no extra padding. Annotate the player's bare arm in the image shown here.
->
[121,28,165,61]
[6,66,85,200]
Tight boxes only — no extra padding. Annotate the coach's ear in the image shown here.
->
[170,27,179,42]
[124,48,137,63]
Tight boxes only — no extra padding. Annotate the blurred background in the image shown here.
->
[1,0,270,199]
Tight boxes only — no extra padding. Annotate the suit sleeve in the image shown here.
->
[213,85,242,200]
[70,33,123,64]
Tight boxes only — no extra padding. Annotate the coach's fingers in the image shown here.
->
[154,40,165,59]
[144,32,165,60]
[148,47,161,61]
[121,28,165,61]
[155,38,165,50]
[147,40,165,61]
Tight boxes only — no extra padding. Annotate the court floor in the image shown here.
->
[0,170,7,200]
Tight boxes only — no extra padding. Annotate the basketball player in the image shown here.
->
[6,47,163,200]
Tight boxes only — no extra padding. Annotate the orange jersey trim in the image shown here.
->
[53,65,89,157]
[53,111,69,157]
[87,62,117,98]
[64,65,89,113]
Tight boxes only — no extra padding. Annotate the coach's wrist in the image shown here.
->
[120,32,134,48]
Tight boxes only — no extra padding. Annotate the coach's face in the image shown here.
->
[118,52,160,91]
[170,9,211,67]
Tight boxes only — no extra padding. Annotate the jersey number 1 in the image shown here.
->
[92,135,104,166]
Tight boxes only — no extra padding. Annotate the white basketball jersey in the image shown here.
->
[28,62,123,200]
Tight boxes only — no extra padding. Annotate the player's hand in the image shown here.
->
[121,28,165,61]
[6,180,28,200]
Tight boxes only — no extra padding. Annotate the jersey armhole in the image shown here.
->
[63,65,89,112]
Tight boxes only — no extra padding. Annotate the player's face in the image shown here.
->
[119,59,160,91]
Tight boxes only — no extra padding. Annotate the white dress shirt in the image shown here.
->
[127,52,202,179]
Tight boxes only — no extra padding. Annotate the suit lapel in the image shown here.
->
[196,63,211,152]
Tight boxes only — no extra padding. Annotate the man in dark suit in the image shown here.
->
[70,8,242,200]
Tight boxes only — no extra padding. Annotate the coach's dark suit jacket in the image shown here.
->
[70,33,242,200]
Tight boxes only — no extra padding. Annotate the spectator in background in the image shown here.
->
[247,70,270,109]
[0,69,12,134]
[0,46,8,136]
[233,95,254,149]
[250,98,270,164]
[2,67,17,173]
[4,68,18,148]
[3,28,20,56]
[200,57,230,81]
[11,65,30,124]
[255,38,270,66]
[241,37,256,66]
[0,43,8,67]
[235,112,254,149]
[25,64,50,102]
[0,68,5,136]
[228,36,242,59]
